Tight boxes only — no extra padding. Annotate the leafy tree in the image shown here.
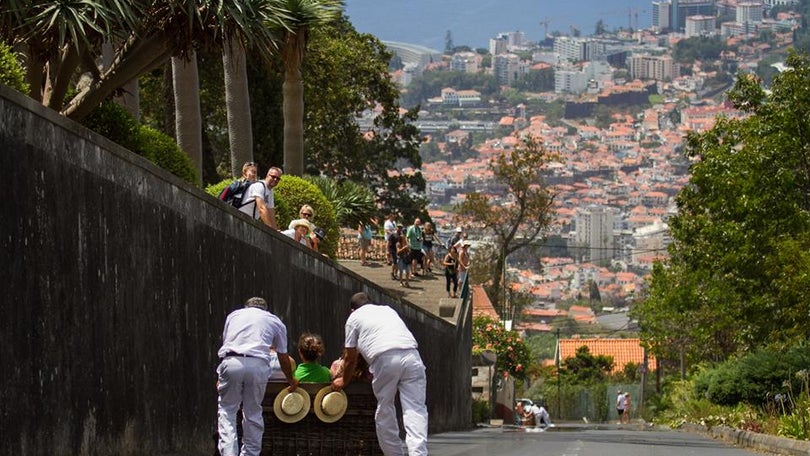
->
[0,41,28,93]
[300,17,427,218]
[595,19,607,36]
[633,51,810,367]
[455,135,556,312]
[472,315,533,381]
[671,36,730,64]
[560,346,614,384]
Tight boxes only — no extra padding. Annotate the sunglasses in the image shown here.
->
[268,175,281,181]
[301,212,313,217]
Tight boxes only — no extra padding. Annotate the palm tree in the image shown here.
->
[273,0,342,176]
[0,0,288,121]
[222,39,253,178]
[172,52,203,178]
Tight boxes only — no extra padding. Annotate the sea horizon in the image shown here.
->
[344,0,653,51]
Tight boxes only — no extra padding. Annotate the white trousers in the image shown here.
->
[370,348,428,456]
[217,356,270,456]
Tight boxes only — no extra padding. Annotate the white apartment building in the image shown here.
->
[489,36,508,56]
[628,54,679,81]
[737,1,764,24]
[553,61,613,94]
[554,66,589,94]
[685,15,716,37]
[450,52,480,73]
[493,53,528,85]
[573,205,615,266]
[553,37,606,63]
[631,221,671,267]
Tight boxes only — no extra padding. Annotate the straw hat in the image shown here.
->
[273,388,311,423]
[288,218,312,231]
[313,386,348,423]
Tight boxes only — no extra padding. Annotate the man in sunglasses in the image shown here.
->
[240,166,282,229]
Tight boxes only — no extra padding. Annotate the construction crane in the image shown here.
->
[539,16,551,38]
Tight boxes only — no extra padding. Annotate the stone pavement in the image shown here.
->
[339,258,461,324]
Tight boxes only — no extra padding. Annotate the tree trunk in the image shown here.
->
[222,40,253,178]
[104,41,140,122]
[283,58,304,176]
[172,53,203,183]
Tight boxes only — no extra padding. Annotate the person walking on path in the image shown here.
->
[616,390,625,423]
[622,392,631,424]
[332,292,428,456]
[216,297,298,456]
[442,245,459,298]
[358,220,374,266]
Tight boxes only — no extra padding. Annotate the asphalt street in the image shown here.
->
[427,426,766,456]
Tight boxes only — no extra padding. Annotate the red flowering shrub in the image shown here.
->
[472,315,533,381]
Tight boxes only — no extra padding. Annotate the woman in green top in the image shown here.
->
[293,332,332,382]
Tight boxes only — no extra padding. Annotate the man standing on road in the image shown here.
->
[240,166,282,229]
[616,390,625,423]
[332,292,428,456]
[216,297,298,456]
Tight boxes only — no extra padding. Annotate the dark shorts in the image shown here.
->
[617,408,625,416]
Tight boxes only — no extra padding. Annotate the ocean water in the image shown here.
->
[344,0,653,51]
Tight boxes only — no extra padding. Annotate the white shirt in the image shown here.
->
[344,304,418,363]
[384,219,397,241]
[239,181,274,219]
[281,228,309,246]
[217,307,288,363]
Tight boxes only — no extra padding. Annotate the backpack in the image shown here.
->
[218,179,253,208]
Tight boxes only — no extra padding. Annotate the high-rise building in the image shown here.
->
[737,2,764,24]
[573,205,615,265]
[493,54,528,85]
[629,54,680,81]
[553,37,606,62]
[670,0,716,33]
[652,1,672,31]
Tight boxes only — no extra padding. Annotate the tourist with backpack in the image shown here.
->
[218,161,257,209]
[239,166,282,229]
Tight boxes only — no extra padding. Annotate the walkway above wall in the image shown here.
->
[340,259,462,323]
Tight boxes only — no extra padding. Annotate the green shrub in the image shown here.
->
[206,179,231,199]
[274,176,338,258]
[206,176,339,257]
[471,398,490,425]
[81,101,140,151]
[136,126,198,185]
[694,344,810,407]
[82,101,198,185]
[0,42,29,93]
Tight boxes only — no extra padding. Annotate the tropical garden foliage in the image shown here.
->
[632,51,810,368]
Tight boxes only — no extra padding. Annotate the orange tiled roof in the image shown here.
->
[472,284,499,320]
[559,338,656,373]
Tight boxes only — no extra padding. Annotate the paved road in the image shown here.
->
[428,426,764,456]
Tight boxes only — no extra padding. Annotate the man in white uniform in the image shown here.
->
[527,401,552,428]
[216,297,298,456]
[239,166,282,229]
[332,292,428,456]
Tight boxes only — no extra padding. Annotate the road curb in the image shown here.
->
[682,423,810,456]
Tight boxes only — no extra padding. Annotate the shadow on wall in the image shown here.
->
[0,85,472,455]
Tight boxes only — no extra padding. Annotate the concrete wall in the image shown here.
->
[0,85,472,455]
